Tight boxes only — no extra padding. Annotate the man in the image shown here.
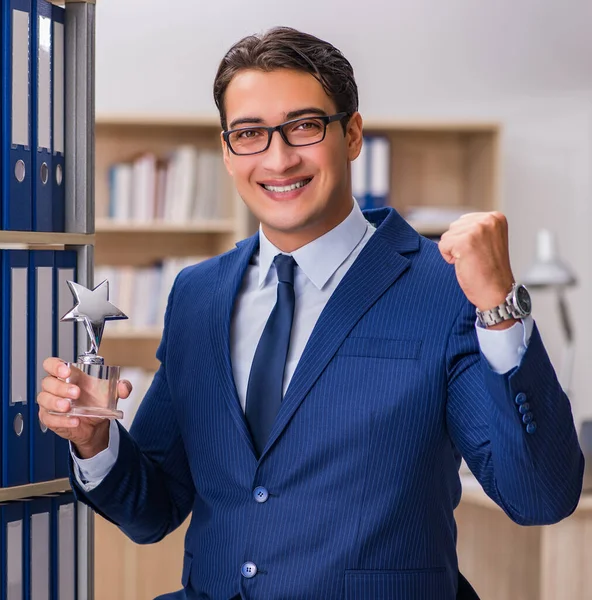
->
[39,27,583,600]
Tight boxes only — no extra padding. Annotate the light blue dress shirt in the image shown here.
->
[72,201,534,491]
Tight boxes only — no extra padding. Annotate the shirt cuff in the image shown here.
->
[475,315,534,375]
[70,419,120,492]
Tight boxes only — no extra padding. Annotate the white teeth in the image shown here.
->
[262,179,310,193]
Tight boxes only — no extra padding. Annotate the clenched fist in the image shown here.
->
[438,212,516,328]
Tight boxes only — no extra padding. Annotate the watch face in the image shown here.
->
[516,285,532,314]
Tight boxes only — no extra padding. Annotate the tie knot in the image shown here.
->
[274,254,296,285]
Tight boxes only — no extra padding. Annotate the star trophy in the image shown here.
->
[49,280,128,419]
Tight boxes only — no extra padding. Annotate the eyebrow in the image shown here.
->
[228,107,329,130]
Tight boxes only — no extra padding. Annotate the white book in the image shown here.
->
[352,138,368,208]
[119,367,155,431]
[93,266,111,288]
[215,156,233,220]
[114,266,135,330]
[368,136,390,202]
[145,266,161,327]
[112,164,133,221]
[163,152,178,222]
[156,259,177,328]
[154,162,168,220]
[131,153,157,222]
[192,150,229,221]
[134,268,153,328]
[192,150,210,221]
[170,145,199,222]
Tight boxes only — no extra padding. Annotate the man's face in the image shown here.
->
[221,69,363,251]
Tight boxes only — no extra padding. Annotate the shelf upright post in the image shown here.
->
[65,1,96,598]
[65,0,95,235]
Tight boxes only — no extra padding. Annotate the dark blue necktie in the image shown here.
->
[246,254,296,457]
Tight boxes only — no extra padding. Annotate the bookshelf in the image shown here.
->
[94,116,500,373]
[94,116,253,371]
[363,119,499,230]
[95,115,499,236]
[90,114,501,598]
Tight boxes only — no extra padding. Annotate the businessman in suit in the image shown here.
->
[38,27,584,600]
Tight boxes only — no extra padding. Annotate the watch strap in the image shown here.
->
[476,301,515,327]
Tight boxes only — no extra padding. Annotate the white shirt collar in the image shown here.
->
[258,200,370,290]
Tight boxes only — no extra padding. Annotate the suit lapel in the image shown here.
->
[209,234,259,454]
[262,210,421,458]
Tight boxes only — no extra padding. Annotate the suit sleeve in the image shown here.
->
[445,298,584,525]
[69,274,195,544]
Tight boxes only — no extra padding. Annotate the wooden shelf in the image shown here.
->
[96,218,236,234]
[363,120,500,133]
[0,478,71,502]
[95,229,223,267]
[101,336,160,371]
[104,327,162,340]
[0,231,94,247]
[96,114,499,133]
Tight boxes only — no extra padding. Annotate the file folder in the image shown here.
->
[27,498,51,600]
[367,136,391,209]
[29,250,55,483]
[1,0,33,231]
[1,250,30,487]
[352,136,369,209]
[51,3,65,232]
[54,251,77,479]
[52,494,76,600]
[32,0,53,231]
[1,501,25,600]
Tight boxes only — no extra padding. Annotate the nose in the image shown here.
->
[260,130,302,173]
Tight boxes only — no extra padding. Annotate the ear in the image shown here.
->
[220,131,233,176]
[346,112,364,161]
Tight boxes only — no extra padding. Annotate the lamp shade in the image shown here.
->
[521,229,577,288]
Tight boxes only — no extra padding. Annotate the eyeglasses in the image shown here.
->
[223,112,349,156]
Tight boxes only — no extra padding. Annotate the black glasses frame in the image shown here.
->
[223,112,349,156]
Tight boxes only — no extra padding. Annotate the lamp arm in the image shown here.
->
[557,289,574,343]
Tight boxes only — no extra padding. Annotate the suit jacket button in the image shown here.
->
[526,422,537,434]
[515,392,527,405]
[518,402,530,415]
[253,486,269,503]
[522,411,534,424]
[241,562,258,578]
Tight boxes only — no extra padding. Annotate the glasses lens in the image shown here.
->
[283,118,326,146]
[228,128,269,155]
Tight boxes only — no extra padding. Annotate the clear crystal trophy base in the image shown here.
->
[48,356,123,420]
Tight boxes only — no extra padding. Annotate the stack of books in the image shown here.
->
[106,146,232,223]
[95,256,208,331]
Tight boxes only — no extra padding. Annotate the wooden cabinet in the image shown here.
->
[457,476,592,600]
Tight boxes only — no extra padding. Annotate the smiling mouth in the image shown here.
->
[260,178,312,193]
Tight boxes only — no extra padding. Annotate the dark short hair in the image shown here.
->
[213,27,359,131]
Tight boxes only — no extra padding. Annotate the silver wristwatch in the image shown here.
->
[475,283,532,327]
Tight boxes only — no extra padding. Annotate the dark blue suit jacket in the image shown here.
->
[71,208,584,599]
